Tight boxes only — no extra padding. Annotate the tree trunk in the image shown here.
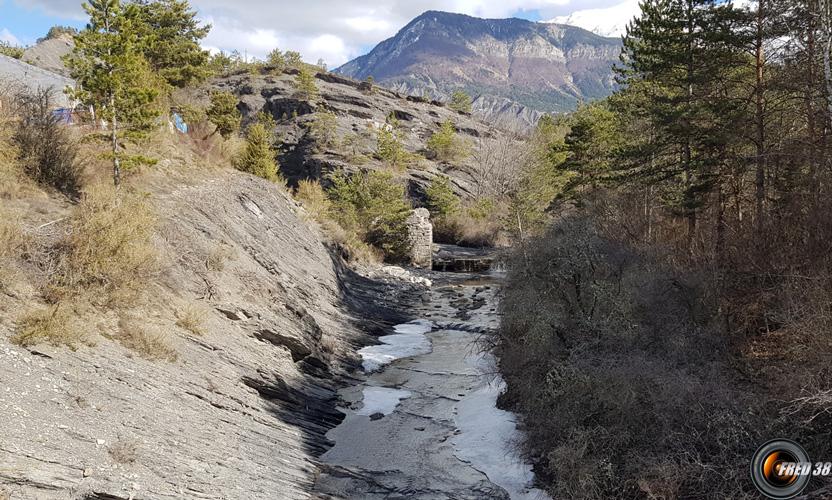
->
[754,0,767,233]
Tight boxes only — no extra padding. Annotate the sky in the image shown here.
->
[0,0,642,67]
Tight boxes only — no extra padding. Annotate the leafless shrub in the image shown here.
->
[13,88,81,197]
[498,212,760,499]
[470,134,528,199]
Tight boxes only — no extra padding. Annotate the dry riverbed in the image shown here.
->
[314,274,551,500]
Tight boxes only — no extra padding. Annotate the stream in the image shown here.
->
[314,271,551,500]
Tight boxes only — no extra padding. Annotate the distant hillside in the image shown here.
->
[336,10,621,125]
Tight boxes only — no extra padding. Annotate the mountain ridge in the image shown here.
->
[335,10,622,126]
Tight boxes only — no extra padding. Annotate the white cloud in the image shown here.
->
[17,0,640,66]
[546,0,641,38]
[0,28,21,46]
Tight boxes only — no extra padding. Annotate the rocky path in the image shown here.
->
[313,277,551,500]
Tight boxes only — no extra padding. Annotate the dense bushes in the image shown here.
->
[328,170,412,261]
[498,194,832,498]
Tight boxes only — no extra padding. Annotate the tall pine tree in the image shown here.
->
[65,0,162,186]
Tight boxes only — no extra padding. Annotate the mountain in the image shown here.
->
[546,0,640,38]
[335,11,622,125]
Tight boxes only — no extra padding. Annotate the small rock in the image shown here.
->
[83,468,92,477]
[96,439,106,445]
[368,412,384,421]
[414,426,426,431]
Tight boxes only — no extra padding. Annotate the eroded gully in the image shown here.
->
[313,273,552,500]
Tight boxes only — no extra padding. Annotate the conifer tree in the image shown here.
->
[293,67,319,101]
[616,0,745,249]
[128,0,211,88]
[449,90,472,113]
[65,0,161,186]
[234,113,280,182]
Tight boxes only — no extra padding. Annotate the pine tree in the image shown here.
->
[65,0,162,186]
[293,67,319,101]
[128,0,211,88]
[234,113,280,182]
[425,175,460,220]
[206,91,241,138]
[449,90,472,113]
[616,0,746,249]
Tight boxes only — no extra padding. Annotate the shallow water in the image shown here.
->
[316,283,551,499]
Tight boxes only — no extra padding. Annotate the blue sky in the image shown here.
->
[0,0,641,65]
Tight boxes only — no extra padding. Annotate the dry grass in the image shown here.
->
[205,243,234,272]
[176,303,205,336]
[12,305,82,348]
[291,178,381,264]
[108,437,139,464]
[51,184,157,305]
[0,207,28,261]
[435,211,504,247]
[295,179,331,220]
[321,218,381,265]
[118,317,177,362]
[0,115,30,199]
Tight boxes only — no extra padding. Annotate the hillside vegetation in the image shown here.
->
[498,1,832,498]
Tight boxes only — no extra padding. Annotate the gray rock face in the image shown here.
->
[208,69,519,202]
[335,10,622,124]
[0,53,76,108]
[0,172,412,499]
[406,208,433,269]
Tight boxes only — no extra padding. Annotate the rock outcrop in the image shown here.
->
[0,171,415,499]
[207,67,521,201]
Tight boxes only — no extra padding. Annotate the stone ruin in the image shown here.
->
[406,208,433,269]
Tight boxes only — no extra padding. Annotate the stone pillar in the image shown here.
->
[406,208,433,269]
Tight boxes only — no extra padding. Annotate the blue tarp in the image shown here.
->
[173,112,188,133]
[52,108,72,124]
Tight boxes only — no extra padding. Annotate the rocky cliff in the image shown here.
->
[335,10,621,125]
[206,68,522,200]
[0,169,416,499]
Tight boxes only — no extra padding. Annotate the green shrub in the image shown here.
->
[42,25,77,40]
[375,117,413,169]
[308,110,338,149]
[425,175,459,220]
[449,90,472,113]
[427,120,470,162]
[266,48,286,71]
[284,51,302,68]
[0,41,24,59]
[328,170,412,261]
[293,67,319,101]
[234,114,280,182]
[207,91,241,138]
